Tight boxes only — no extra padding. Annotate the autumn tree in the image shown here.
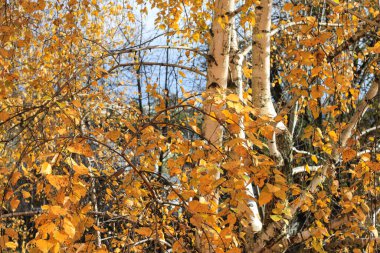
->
[0,0,380,252]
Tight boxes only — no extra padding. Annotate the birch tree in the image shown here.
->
[0,0,380,252]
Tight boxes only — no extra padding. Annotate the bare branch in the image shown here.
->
[359,126,380,138]
[270,21,343,36]
[327,29,370,62]
[340,78,379,148]
[110,45,207,57]
[292,165,322,175]
[255,165,331,251]
[107,62,206,77]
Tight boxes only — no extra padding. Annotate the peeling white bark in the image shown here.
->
[203,0,233,147]
[289,101,299,136]
[359,125,380,138]
[333,78,379,161]
[252,0,276,118]
[251,0,283,164]
[200,0,234,251]
[230,24,263,233]
[292,165,322,175]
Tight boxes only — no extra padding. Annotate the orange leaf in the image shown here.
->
[0,111,10,121]
[73,164,89,175]
[50,205,68,216]
[135,227,152,236]
[10,197,20,211]
[67,142,94,157]
[258,188,273,206]
[46,175,69,190]
[266,183,281,193]
[106,130,121,141]
[343,148,357,162]
[311,85,325,99]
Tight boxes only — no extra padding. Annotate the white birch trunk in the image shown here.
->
[333,78,379,161]
[200,0,233,251]
[203,0,233,147]
[251,0,284,165]
[230,24,263,234]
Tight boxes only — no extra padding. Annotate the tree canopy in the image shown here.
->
[0,0,379,252]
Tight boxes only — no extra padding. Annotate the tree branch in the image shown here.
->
[339,78,379,149]
[110,45,207,57]
[107,62,206,77]
[327,29,370,62]
[325,0,380,28]
[270,21,343,36]
[292,165,322,175]
[255,165,331,251]
[359,125,380,138]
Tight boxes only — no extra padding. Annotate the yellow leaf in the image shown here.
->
[226,94,240,102]
[173,240,185,253]
[305,164,310,174]
[270,215,282,222]
[311,85,325,99]
[284,3,293,11]
[53,230,68,243]
[226,248,241,253]
[50,205,68,216]
[93,225,106,232]
[135,227,153,236]
[178,71,186,78]
[10,171,22,185]
[63,218,76,238]
[369,226,378,238]
[328,130,338,142]
[5,241,17,250]
[311,155,318,164]
[35,239,54,253]
[52,243,60,253]
[72,100,81,107]
[39,222,56,235]
[309,99,320,119]
[192,32,200,41]
[40,162,52,175]
[73,164,89,175]
[242,65,252,78]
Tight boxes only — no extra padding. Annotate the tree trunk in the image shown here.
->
[200,0,233,251]
[251,0,285,166]
[229,21,263,241]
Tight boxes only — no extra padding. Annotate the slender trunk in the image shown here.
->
[333,77,379,161]
[136,65,143,114]
[251,0,285,166]
[229,23,263,238]
[158,31,170,176]
[200,0,233,251]
[202,0,233,190]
